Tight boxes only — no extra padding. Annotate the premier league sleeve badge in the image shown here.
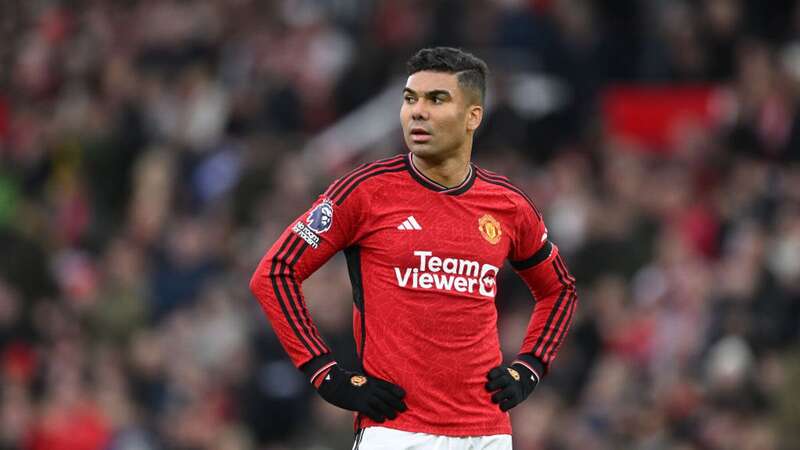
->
[306,200,334,234]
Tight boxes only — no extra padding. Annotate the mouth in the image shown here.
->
[409,127,432,143]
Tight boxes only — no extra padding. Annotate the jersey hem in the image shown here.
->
[359,421,512,438]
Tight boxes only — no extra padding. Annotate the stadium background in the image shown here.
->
[1,0,800,449]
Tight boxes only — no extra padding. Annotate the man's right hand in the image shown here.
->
[316,365,407,422]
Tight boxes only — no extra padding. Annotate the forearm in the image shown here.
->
[249,230,331,370]
[513,243,578,377]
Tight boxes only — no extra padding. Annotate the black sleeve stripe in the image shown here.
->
[269,234,318,356]
[530,260,570,359]
[289,269,330,353]
[559,254,577,284]
[275,235,327,355]
[291,242,328,351]
[475,168,543,220]
[324,155,404,198]
[284,234,330,353]
[475,172,541,220]
[327,156,405,200]
[286,274,328,352]
[546,287,577,363]
[330,159,405,203]
[511,241,553,270]
[541,290,574,363]
[333,166,407,205]
[325,163,370,197]
[534,259,570,361]
[548,256,577,355]
[489,175,543,220]
[539,256,576,362]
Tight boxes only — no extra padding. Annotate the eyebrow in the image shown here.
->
[403,88,453,98]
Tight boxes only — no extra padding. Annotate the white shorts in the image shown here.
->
[352,426,513,450]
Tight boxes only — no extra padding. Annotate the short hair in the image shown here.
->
[406,47,489,105]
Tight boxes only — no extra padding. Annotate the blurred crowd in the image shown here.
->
[1,0,800,449]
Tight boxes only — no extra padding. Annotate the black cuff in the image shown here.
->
[510,241,553,270]
[300,354,336,382]
[513,353,546,381]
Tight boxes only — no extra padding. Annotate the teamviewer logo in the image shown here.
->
[479,265,498,297]
[394,251,499,299]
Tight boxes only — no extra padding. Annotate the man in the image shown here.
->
[250,47,577,449]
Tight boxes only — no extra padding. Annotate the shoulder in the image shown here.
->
[472,165,543,220]
[322,154,407,206]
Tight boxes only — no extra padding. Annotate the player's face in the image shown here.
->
[400,71,482,160]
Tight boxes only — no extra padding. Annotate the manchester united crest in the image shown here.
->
[507,367,520,381]
[350,375,367,387]
[478,214,502,245]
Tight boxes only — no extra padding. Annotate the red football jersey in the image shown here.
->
[250,153,577,436]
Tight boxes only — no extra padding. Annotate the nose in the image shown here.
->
[411,100,429,121]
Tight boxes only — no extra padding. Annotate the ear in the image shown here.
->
[466,104,483,132]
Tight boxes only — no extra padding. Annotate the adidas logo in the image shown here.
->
[397,216,422,230]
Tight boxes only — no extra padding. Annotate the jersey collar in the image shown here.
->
[405,153,476,195]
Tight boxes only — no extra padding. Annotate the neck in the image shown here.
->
[411,151,472,188]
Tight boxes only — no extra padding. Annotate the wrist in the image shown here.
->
[301,354,337,385]
[510,361,539,397]
[311,363,337,388]
[512,353,544,384]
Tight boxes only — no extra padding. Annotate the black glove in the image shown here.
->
[485,363,538,411]
[316,365,407,422]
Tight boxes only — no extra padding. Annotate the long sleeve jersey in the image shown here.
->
[250,153,577,437]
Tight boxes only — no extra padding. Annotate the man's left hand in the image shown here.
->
[485,363,538,411]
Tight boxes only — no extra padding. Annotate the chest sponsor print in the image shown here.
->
[393,251,499,298]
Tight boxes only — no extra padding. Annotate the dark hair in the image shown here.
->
[406,47,489,105]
